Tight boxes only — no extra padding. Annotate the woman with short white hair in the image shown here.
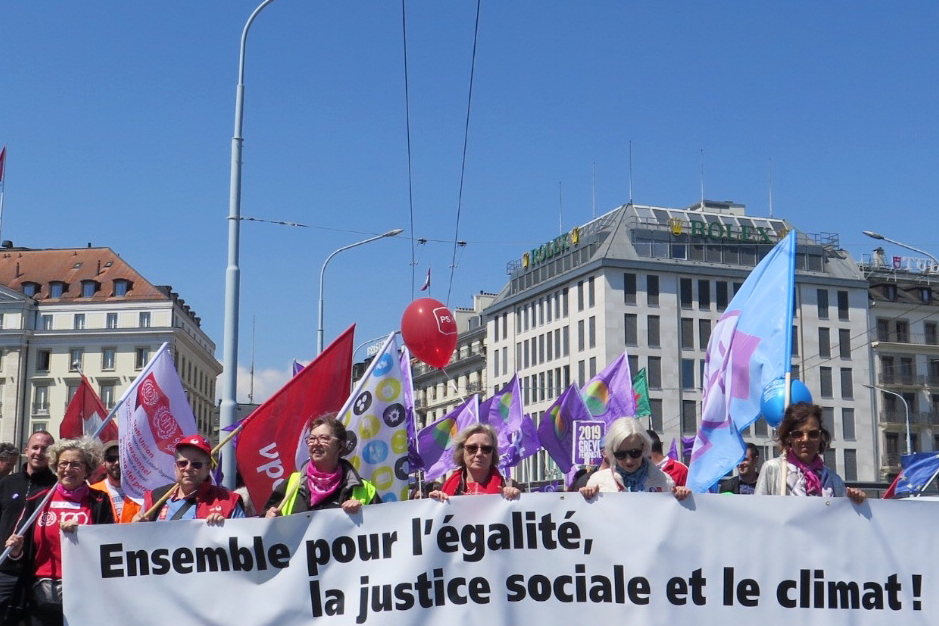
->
[580,417,691,500]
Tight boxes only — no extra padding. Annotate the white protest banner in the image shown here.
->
[64,494,936,625]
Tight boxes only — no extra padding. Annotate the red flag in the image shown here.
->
[882,473,901,499]
[60,375,118,442]
[235,325,355,509]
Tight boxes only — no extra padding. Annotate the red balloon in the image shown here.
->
[401,298,458,368]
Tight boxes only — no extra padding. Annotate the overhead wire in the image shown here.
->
[400,0,417,300]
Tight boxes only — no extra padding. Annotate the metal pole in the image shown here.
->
[317,229,403,354]
[220,0,282,489]
[862,231,939,265]
[865,384,912,454]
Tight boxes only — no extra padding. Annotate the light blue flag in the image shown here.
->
[688,231,797,493]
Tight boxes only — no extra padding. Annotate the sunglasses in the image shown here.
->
[789,429,821,440]
[464,444,493,455]
[175,459,205,470]
[613,448,644,460]
[105,455,119,463]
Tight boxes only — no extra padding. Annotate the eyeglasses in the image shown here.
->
[613,448,644,460]
[104,455,119,463]
[789,429,821,441]
[464,444,493,455]
[57,461,84,470]
[306,435,337,446]
[175,459,205,470]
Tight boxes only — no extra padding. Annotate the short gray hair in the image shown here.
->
[604,417,653,463]
[451,424,499,468]
[48,437,104,476]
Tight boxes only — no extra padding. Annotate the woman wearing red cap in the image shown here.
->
[134,435,244,523]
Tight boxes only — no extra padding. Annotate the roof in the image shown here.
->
[0,246,168,302]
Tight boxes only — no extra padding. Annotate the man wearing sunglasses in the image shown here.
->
[90,441,141,523]
[137,435,245,523]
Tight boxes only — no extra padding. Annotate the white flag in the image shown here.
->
[117,343,198,500]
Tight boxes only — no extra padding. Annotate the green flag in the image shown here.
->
[632,368,651,418]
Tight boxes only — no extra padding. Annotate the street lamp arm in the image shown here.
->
[862,231,939,265]
[864,383,912,455]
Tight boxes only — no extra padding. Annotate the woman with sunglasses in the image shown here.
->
[3,437,114,626]
[429,424,521,500]
[136,435,244,523]
[579,417,691,500]
[264,413,381,517]
[756,403,866,503]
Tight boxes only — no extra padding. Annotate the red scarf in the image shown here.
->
[306,462,342,507]
[442,467,505,496]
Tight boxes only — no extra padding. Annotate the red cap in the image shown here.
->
[176,435,211,456]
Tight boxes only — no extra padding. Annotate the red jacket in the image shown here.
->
[144,481,242,520]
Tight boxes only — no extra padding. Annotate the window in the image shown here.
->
[837,291,849,321]
[842,408,856,441]
[135,347,150,369]
[876,318,890,342]
[577,281,584,312]
[523,340,529,369]
[822,406,835,441]
[624,273,637,305]
[791,326,799,356]
[69,348,83,371]
[106,313,118,329]
[22,282,39,298]
[647,275,659,306]
[818,328,830,358]
[624,314,638,346]
[50,282,65,298]
[100,383,116,409]
[589,357,597,379]
[41,315,53,330]
[102,347,116,370]
[74,314,85,330]
[840,368,853,399]
[648,357,662,389]
[563,327,569,356]
[648,316,660,347]
[698,280,710,309]
[587,277,595,308]
[588,316,596,349]
[819,367,833,398]
[926,322,939,346]
[628,355,639,379]
[578,360,585,388]
[681,359,695,390]
[896,320,910,343]
[680,278,693,309]
[577,321,585,352]
[649,399,663,432]
[843,449,857,482]
[817,289,829,320]
[681,400,697,434]
[33,385,49,414]
[562,289,569,317]
[37,350,51,372]
[113,279,130,296]
[680,318,694,350]
[698,319,711,350]
[139,312,151,328]
[716,282,728,310]
[81,281,97,298]
[838,329,851,359]
[0,313,4,329]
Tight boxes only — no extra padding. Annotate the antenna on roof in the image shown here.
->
[699,149,705,208]
[628,140,633,205]
[592,161,596,219]
[558,182,563,234]
[768,158,775,218]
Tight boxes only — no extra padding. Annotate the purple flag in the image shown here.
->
[292,360,304,376]
[581,352,636,424]
[688,231,796,492]
[500,413,541,469]
[681,436,695,459]
[416,395,479,481]
[537,385,592,474]
[479,375,524,465]
[399,347,423,471]
[667,438,679,462]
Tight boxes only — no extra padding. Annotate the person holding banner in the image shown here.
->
[3,437,113,626]
[428,425,521,500]
[579,418,691,499]
[136,436,244,523]
[756,403,866,504]
[264,414,381,516]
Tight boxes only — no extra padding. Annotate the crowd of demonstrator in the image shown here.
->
[0,402,865,625]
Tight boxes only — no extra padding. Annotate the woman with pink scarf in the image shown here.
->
[756,403,866,504]
[264,413,381,517]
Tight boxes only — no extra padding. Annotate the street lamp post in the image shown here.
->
[864,383,912,455]
[317,229,403,354]
[862,231,939,266]
[219,0,283,489]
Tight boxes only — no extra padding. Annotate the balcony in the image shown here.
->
[466,381,483,394]
[878,410,909,426]
[917,410,939,426]
[881,453,901,468]
[878,372,918,386]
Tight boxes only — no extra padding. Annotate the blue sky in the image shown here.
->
[2,2,938,402]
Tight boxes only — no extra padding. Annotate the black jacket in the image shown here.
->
[0,465,57,576]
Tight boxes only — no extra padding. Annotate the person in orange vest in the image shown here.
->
[89,441,141,523]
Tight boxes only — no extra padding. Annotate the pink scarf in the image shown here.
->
[55,482,90,503]
[786,449,824,495]
[306,462,342,507]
